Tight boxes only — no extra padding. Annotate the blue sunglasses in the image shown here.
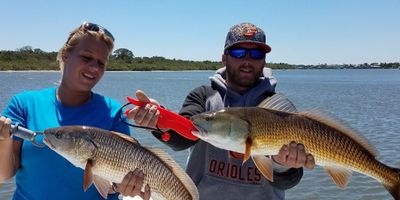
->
[227,48,266,60]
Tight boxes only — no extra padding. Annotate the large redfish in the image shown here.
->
[43,126,199,200]
[191,94,400,199]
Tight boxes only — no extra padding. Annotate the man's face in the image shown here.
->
[222,43,266,93]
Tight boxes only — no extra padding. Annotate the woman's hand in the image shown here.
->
[112,169,151,200]
[0,116,12,141]
[125,90,160,129]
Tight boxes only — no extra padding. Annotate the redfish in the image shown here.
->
[191,94,400,199]
[43,126,199,200]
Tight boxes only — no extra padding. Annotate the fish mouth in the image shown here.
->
[191,122,208,138]
[43,137,56,150]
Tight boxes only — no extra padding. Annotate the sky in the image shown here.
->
[1,0,399,65]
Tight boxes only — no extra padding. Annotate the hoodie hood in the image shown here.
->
[209,67,277,107]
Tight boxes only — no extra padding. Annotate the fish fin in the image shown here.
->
[110,131,140,144]
[93,175,111,199]
[383,168,400,200]
[324,165,352,189]
[257,93,298,113]
[299,110,379,157]
[147,147,199,200]
[252,155,274,182]
[384,183,400,200]
[243,137,252,164]
[83,159,95,191]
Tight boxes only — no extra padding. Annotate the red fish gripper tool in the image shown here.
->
[125,97,199,141]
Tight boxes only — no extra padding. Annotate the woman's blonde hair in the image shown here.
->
[56,23,115,71]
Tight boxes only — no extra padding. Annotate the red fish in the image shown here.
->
[125,97,198,141]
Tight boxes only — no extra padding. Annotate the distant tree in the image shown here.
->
[34,48,45,53]
[113,48,134,60]
[151,56,166,61]
[18,45,33,52]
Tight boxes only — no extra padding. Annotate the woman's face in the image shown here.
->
[61,36,110,92]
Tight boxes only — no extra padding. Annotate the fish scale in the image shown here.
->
[249,108,393,179]
[93,129,194,200]
[43,126,199,200]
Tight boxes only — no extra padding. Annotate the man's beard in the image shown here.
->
[225,65,263,90]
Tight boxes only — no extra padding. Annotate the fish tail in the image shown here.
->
[384,168,400,200]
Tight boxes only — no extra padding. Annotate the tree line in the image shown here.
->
[0,46,398,71]
[0,46,225,71]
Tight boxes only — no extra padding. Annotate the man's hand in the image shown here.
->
[112,169,151,200]
[272,141,315,169]
[125,90,160,128]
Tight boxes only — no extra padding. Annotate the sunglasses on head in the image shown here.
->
[227,48,266,60]
[81,22,115,41]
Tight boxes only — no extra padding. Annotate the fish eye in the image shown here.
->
[55,132,62,139]
[205,114,214,121]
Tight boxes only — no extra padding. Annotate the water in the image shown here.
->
[0,69,399,200]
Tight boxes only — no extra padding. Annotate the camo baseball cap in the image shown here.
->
[224,22,271,53]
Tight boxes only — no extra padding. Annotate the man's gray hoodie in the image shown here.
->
[152,67,303,200]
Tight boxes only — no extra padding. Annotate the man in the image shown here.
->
[128,22,315,200]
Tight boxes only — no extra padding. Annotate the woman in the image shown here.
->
[0,22,150,200]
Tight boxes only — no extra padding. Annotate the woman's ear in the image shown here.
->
[62,51,69,63]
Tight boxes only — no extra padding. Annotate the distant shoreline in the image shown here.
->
[2,49,399,71]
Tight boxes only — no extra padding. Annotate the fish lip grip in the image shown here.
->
[125,96,198,141]
[10,123,45,148]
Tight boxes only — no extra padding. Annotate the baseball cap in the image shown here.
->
[224,22,271,53]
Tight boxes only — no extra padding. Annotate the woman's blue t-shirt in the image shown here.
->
[2,87,130,200]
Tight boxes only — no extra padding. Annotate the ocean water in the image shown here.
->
[0,69,399,200]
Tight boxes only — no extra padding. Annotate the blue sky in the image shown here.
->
[1,0,399,65]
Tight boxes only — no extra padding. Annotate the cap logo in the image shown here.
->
[241,25,257,37]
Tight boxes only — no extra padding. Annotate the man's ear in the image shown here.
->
[222,54,227,66]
